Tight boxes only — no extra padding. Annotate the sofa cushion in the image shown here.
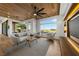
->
[16,32,27,37]
[15,34,19,37]
[19,36,28,41]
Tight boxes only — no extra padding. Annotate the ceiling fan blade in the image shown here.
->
[34,6,37,10]
[33,6,36,13]
[37,8,44,13]
[38,14,43,17]
[38,13,47,15]
[34,6,39,13]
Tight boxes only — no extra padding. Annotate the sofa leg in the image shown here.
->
[16,43,20,46]
[26,41,31,47]
[28,41,31,47]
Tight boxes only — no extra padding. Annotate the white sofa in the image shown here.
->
[47,33,56,40]
[10,32,28,46]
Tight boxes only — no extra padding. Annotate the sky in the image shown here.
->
[40,19,57,30]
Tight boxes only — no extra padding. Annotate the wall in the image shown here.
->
[55,3,72,38]
[55,16,65,37]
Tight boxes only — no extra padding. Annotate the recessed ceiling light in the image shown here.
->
[7,16,10,18]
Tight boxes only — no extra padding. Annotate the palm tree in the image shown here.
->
[16,23,26,32]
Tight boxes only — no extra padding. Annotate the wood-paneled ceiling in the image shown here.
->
[0,3,60,20]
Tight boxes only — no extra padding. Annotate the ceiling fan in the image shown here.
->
[32,5,47,19]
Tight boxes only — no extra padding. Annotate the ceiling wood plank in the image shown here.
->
[0,3,60,20]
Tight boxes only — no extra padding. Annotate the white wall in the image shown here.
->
[8,19,13,37]
[55,16,65,37]
[54,3,72,38]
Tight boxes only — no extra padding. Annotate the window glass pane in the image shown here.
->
[40,19,57,33]
[28,22,31,30]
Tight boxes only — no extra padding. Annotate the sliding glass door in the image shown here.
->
[2,20,8,36]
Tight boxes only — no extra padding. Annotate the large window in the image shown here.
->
[40,19,57,33]
[13,23,26,33]
[2,20,8,36]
